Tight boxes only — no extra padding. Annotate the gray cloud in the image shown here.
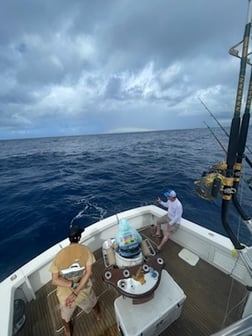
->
[0,0,249,139]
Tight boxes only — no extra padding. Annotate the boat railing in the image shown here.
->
[211,314,252,336]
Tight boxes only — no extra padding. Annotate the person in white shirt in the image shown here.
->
[154,189,183,252]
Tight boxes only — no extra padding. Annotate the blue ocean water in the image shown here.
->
[0,128,252,282]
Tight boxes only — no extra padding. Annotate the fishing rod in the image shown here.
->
[199,97,230,137]
[199,97,252,167]
[221,0,252,249]
[194,1,252,249]
[231,64,252,222]
[203,121,227,153]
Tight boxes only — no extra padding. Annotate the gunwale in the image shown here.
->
[17,226,247,336]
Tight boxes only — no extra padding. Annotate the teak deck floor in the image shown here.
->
[18,226,248,336]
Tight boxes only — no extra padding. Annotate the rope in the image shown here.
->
[221,277,249,329]
[221,251,249,328]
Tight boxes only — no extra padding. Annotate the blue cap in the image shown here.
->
[164,189,176,198]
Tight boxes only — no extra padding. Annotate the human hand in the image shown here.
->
[157,197,161,202]
[65,293,76,307]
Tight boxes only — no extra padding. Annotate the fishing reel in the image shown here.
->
[194,162,236,200]
[194,172,225,200]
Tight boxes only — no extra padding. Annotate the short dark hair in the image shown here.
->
[68,225,84,243]
[69,235,80,243]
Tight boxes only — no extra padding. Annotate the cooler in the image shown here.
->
[114,270,186,336]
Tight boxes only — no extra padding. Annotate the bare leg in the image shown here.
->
[62,320,72,336]
[157,231,170,251]
[155,223,161,235]
[155,215,169,236]
[93,301,102,321]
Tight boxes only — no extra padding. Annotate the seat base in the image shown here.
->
[115,252,144,268]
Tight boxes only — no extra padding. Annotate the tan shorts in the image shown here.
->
[61,288,98,322]
[161,223,180,233]
[157,215,180,233]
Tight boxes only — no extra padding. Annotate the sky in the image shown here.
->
[0,0,251,140]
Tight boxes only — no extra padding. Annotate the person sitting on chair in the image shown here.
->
[115,218,142,258]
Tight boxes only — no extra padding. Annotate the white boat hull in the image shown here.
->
[0,205,251,336]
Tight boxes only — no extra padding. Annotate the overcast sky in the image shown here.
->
[0,0,250,139]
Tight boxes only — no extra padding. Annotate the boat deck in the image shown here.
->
[18,226,248,336]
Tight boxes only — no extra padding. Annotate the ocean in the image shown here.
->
[0,128,252,282]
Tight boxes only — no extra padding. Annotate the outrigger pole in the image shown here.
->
[222,0,252,249]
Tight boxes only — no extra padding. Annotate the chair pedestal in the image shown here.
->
[115,252,144,268]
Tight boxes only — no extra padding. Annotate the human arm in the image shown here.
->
[51,272,77,307]
[168,202,183,225]
[64,264,93,307]
[71,264,92,296]
[169,212,181,225]
[157,197,169,209]
[51,272,73,288]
